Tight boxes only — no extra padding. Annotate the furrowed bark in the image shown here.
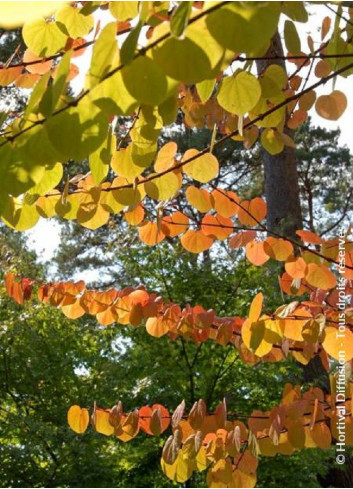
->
[256,33,303,240]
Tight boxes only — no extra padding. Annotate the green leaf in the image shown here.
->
[152,20,224,84]
[145,172,180,201]
[0,144,45,197]
[170,1,192,38]
[89,130,116,185]
[139,1,150,23]
[250,87,286,128]
[27,163,63,196]
[25,71,51,118]
[122,56,168,106]
[326,36,353,77]
[158,93,179,125]
[249,320,265,352]
[22,18,68,56]
[89,70,139,116]
[45,100,108,161]
[196,78,215,103]
[120,21,142,66]
[146,1,169,27]
[217,71,262,116]
[89,22,118,88]
[206,2,280,54]
[1,198,40,231]
[56,4,94,39]
[260,128,284,155]
[39,50,72,117]
[17,123,64,166]
[284,20,301,54]
[111,143,156,179]
[282,2,308,22]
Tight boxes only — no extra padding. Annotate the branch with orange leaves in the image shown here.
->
[67,382,353,486]
[4,273,353,366]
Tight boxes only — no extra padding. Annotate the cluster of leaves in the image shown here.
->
[0,223,342,488]
[0,1,352,234]
[5,274,353,368]
[67,383,353,487]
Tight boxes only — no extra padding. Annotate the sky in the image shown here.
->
[24,3,353,272]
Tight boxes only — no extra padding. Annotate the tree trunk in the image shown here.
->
[256,32,353,488]
[256,33,302,240]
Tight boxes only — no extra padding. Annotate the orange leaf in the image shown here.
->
[296,229,323,244]
[287,109,307,129]
[146,316,169,337]
[139,404,170,435]
[285,256,307,279]
[229,230,257,249]
[23,49,53,74]
[61,299,86,319]
[5,273,24,304]
[139,221,166,245]
[310,422,331,449]
[298,90,316,111]
[315,60,331,78]
[186,186,213,213]
[14,73,40,88]
[162,211,189,237]
[201,214,233,240]
[315,90,347,120]
[151,405,170,435]
[154,142,177,173]
[212,188,239,218]
[70,37,88,58]
[263,237,293,261]
[180,230,214,253]
[0,66,21,86]
[245,241,270,266]
[119,410,140,441]
[305,263,336,290]
[279,272,308,296]
[238,197,267,226]
[321,16,331,40]
[125,204,145,226]
[93,408,115,436]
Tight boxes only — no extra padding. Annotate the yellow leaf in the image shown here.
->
[23,18,68,57]
[322,327,353,361]
[186,186,213,213]
[93,409,114,436]
[154,142,178,173]
[145,171,181,201]
[249,293,263,323]
[305,263,336,290]
[183,150,219,183]
[67,405,89,434]
[161,451,194,483]
[0,2,65,28]
[218,71,262,116]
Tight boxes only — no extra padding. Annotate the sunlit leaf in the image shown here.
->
[68,405,89,434]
